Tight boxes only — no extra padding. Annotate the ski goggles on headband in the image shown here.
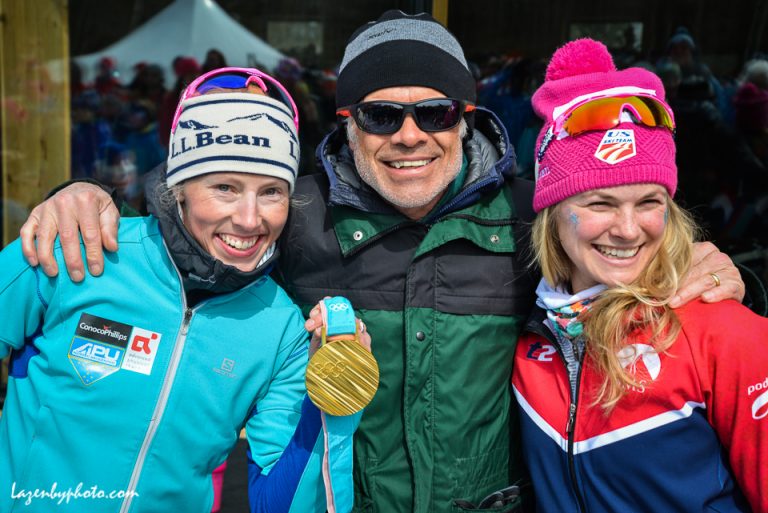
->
[171,67,299,134]
[553,94,675,140]
[336,98,476,135]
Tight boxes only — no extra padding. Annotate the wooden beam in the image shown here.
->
[432,0,449,26]
[1,0,70,246]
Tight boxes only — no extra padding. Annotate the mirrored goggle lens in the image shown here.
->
[353,99,465,134]
[195,73,251,93]
[562,96,675,136]
[194,72,295,116]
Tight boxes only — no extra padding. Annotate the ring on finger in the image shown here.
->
[709,272,721,287]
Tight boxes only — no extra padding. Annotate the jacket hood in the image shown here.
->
[315,107,517,217]
[144,166,279,297]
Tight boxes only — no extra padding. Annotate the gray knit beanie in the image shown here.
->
[336,10,476,107]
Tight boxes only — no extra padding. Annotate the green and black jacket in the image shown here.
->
[275,108,539,513]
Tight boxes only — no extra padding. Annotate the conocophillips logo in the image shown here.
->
[78,323,127,342]
[75,313,132,348]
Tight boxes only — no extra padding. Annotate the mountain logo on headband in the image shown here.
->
[594,129,636,164]
[228,113,298,143]
[178,119,218,130]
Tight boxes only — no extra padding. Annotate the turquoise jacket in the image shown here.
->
[0,216,354,513]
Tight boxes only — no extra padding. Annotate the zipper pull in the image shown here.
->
[566,402,577,435]
[180,309,193,336]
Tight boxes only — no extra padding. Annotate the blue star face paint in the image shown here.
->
[664,208,669,225]
[569,211,579,227]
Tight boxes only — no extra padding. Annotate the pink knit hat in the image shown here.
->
[531,39,677,212]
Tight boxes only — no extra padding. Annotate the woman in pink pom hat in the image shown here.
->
[511,38,768,512]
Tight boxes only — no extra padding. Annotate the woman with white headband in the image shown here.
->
[0,68,366,513]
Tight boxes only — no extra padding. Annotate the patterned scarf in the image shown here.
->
[536,279,607,340]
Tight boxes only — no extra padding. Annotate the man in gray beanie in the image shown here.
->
[281,10,537,512]
[19,10,747,513]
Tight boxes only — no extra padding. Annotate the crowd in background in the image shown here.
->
[70,27,768,263]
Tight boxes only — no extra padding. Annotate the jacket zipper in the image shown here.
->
[536,319,589,513]
[119,241,196,513]
[566,359,588,513]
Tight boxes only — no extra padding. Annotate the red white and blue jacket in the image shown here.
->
[512,299,768,512]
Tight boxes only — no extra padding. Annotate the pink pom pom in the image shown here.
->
[545,38,615,81]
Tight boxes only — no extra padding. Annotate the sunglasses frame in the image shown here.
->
[171,66,299,135]
[336,98,476,135]
[553,93,675,140]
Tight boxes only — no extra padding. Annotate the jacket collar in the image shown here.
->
[317,109,521,257]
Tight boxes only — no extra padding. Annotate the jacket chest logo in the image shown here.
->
[617,343,661,394]
[68,313,162,385]
[526,341,557,362]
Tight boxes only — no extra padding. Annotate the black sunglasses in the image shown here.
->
[336,98,475,135]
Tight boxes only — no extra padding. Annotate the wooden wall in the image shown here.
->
[1,0,70,246]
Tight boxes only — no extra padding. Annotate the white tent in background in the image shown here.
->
[75,0,285,84]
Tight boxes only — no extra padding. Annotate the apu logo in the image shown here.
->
[595,129,636,164]
[71,340,121,367]
[526,341,557,362]
[617,343,661,380]
[747,376,768,420]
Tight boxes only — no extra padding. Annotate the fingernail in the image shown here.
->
[71,269,83,282]
[90,264,102,275]
[306,320,314,329]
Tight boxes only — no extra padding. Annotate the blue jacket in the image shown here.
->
[0,216,355,513]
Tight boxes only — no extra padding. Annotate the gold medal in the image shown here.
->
[306,333,379,416]
[306,297,379,416]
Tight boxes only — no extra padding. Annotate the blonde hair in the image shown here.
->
[531,197,699,410]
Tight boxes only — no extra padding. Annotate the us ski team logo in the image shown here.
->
[595,129,636,164]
